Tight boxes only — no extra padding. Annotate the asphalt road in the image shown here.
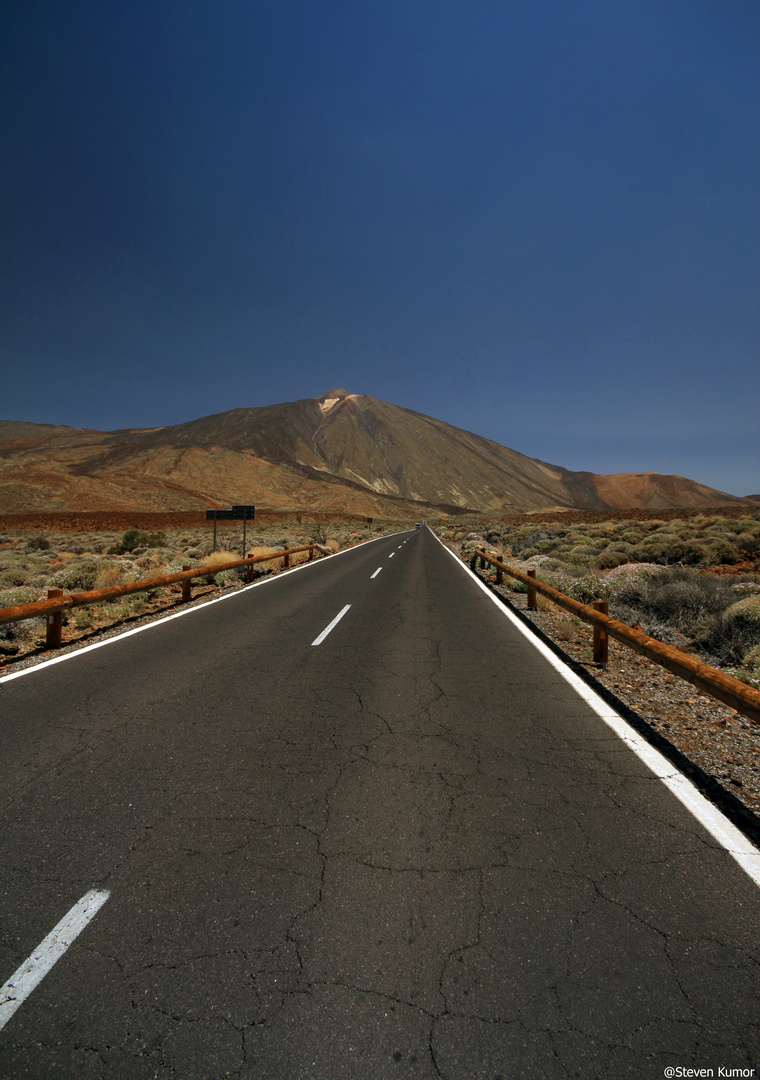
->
[0,526,759,1079]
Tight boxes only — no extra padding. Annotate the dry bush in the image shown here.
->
[556,619,579,642]
[536,594,558,613]
[201,550,242,569]
[94,563,125,589]
[289,549,312,566]
[245,545,283,569]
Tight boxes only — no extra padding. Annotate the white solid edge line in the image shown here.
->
[311,604,351,646]
[371,567,383,579]
[0,889,110,1031]
[0,531,407,686]
[433,533,760,889]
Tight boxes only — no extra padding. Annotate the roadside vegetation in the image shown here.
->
[0,517,393,659]
[438,511,760,688]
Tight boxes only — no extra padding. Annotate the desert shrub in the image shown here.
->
[556,618,579,642]
[616,566,734,636]
[595,550,630,570]
[740,644,760,683]
[616,527,644,543]
[0,586,39,608]
[201,550,240,567]
[724,596,760,632]
[698,596,760,666]
[0,566,28,587]
[702,539,739,565]
[541,558,565,572]
[213,569,241,585]
[94,563,126,589]
[309,523,330,545]
[108,593,150,619]
[737,535,760,556]
[73,608,94,630]
[49,560,100,592]
[246,545,281,567]
[568,543,601,557]
[25,534,50,551]
[289,548,313,566]
[120,529,149,553]
[560,574,613,605]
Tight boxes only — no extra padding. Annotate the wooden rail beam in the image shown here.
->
[472,549,760,725]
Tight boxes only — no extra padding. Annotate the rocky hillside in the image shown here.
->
[0,390,748,514]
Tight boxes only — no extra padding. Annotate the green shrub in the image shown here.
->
[702,539,739,565]
[743,643,760,671]
[699,596,760,666]
[73,609,94,630]
[560,574,613,605]
[0,567,28,587]
[595,550,629,570]
[49,560,100,592]
[615,566,733,635]
[0,586,39,608]
[120,529,149,553]
[25,534,50,551]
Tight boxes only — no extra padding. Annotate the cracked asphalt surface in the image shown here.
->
[0,526,759,1079]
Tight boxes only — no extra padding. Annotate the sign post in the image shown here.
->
[206,505,255,554]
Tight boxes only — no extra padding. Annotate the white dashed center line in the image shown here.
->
[0,889,110,1031]
[311,605,351,646]
[388,553,395,558]
[371,568,383,579]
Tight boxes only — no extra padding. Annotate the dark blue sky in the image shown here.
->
[2,1,758,495]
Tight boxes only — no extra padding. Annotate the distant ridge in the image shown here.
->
[0,392,747,515]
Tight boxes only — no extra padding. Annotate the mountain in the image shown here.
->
[0,390,748,515]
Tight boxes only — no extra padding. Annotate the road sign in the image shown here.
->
[206,505,256,521]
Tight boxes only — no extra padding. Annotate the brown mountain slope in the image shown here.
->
[0,390,746,514]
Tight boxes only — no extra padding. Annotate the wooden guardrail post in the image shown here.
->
[495,565,503,584]
[246,559,254,582]
[593,600,609,664]
[470,548,760,724]
[308,545,314,561]
[527,570,537,610]
[283,550,290,569]
[479,553,486,569]
[181,567,192,602]
[46,589,63,649]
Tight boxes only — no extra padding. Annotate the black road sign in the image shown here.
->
[206,505,256,521]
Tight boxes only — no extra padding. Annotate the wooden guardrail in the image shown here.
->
[0,544,329,650]
[473,549,760,726]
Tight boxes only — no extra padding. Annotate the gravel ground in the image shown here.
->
[474,565,760,835]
